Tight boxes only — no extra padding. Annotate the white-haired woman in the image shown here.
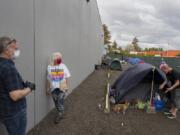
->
[47,52,71,124]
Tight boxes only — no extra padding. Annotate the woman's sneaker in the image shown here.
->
[54,112,63,124]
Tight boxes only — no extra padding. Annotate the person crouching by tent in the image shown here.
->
[159,63,180,119]
[46,52,71,124]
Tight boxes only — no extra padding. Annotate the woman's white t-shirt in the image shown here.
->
[47,63,71,90]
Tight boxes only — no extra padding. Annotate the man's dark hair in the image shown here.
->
[0,36,14,54]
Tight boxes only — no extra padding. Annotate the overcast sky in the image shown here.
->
[97,0,180,50]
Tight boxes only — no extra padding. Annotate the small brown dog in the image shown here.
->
[113,102,130,114]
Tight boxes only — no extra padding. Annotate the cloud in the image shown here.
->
[97,0,180,50]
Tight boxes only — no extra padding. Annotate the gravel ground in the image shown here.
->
[28,64,180,135]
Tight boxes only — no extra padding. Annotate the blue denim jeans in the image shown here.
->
[51,88,65,113]
[0,108,27,135]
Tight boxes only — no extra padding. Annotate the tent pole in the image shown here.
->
[146,66,156,114]
[104,70,111,113]
[150,67,155,106]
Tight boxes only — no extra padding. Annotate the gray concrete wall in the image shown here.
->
[0,0,103,133]
[0,0,35,134]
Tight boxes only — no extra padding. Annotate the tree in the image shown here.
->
[112,40,118,49]
[158,48,163,51]
[118,46,123,52]
[132,37,141,51]
[144,47,163,51]
[103,24,111,45]
[110,40,123,53]
[144,48,149,51]
[125,44,135,52]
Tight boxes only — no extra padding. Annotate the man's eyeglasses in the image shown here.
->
[7,39,16,45]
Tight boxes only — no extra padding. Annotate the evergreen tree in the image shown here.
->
[144,48,149,51]
[118,46,123,52]
[132,37,141,51]
[112,40,118,49]
[103,24,111,45]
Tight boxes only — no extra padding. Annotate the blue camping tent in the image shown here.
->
[127,58,144,65]
[111,63,167,103]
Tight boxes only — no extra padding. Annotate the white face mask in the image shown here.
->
[12,49,21,59]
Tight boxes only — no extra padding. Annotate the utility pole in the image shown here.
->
[167,43,169,57]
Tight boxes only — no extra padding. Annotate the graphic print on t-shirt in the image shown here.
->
[49,68,64,82]
[48,67,65,89]
[48,64,71,90]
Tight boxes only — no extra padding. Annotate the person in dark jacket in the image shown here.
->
[0,36,35,135]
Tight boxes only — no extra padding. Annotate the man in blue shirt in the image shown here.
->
[0,36,35,135]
